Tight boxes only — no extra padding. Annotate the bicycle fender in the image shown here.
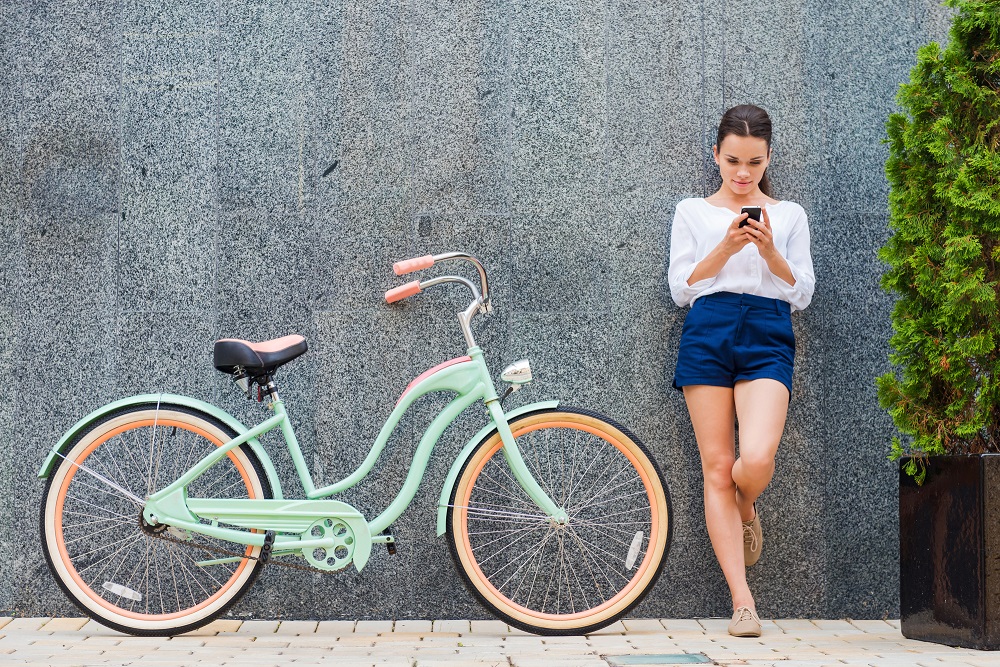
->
[37,393,284,499]
[435,399,559,536]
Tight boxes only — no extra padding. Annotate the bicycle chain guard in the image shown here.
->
[144,498,374,572]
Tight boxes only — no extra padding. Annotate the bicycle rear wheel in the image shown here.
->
[40,404,272,636]
[446,408,671,635]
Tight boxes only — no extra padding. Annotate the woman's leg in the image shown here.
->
[683,384,754,611]
[732,378,790,521]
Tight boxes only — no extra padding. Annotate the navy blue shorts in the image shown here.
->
[672,291,795,396]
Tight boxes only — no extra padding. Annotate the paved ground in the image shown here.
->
[1,617,997,666]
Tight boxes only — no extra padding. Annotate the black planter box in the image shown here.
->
[900,454,1000,650]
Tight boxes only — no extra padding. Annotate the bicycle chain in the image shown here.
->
[140,519,344,575]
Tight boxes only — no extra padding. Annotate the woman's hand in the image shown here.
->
[720,212,755,256]
[685,211,755,285]
[743,206,777,259]
[747,206,797,286]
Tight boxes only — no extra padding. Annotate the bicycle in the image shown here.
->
[38,252,673,637]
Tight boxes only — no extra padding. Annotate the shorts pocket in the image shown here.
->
[768,311,795,349]
[683,299,717,338]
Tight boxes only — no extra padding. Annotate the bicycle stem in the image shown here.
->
[414,277,484,348]
[457,298,481,348]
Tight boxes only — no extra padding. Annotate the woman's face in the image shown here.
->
[713,134,771,197]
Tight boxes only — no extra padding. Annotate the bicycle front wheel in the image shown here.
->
[40,404,272,636]
[446,408,671,635]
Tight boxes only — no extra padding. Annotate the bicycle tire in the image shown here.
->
[40,404,273,636]
[446,407,671,635]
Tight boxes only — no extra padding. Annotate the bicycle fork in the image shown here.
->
[485,399,567,524]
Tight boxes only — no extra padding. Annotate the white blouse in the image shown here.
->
[668,198,815,312]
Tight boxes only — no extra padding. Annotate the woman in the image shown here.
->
[668,105,815,637]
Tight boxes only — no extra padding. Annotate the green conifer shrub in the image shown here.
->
[878,0,1000,482]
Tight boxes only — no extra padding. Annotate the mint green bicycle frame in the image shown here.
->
[40,346,564,572]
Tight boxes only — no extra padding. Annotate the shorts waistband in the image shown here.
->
[696,291,791,314]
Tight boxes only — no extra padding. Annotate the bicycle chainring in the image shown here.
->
[301,518,356,572]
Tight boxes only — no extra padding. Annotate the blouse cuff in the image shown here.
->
[671,266,717,307]
[770,264,814,311]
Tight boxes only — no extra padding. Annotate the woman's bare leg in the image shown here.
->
[732,379,789,522]
[683,384,754,611]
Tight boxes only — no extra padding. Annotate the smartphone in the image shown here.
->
[739,206,762,228]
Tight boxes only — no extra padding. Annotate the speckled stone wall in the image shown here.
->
[2,0,955,620]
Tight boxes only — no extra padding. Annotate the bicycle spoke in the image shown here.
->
[565,533,633,582]
[572,501,651,522]
[562,445,606,511]
[474,524,553,569]
[57,454,145,507]
[60,513,128,531]
[568,460,637,513]
[64,520,132,548]
[72,531,145,570]
[498,527,556,596]
[569,481,648,515]
[62,501,134,523]
[567,526,621,597]
[451,504,550,523]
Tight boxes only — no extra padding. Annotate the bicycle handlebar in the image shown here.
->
[390,252,490,305]
[386,253,489,348]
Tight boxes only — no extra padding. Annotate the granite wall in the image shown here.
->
[1,0,955,620]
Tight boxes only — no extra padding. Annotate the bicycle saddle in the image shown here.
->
[213,335,308,374]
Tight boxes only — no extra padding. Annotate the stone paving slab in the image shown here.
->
[431,619,470,634]
[395,619,434,634]
[356,620,396,635]
[38,617,90,632]
[317,620,358,635]
[235,620,280,635]
[3,618,51,632]
[273,620,319,635]
[0,618,997,666]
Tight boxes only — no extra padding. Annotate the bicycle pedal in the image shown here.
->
[260,530,276,565]
[383,532,396,556]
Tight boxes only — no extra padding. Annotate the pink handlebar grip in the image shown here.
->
[385,281,422,303]
[393,255,435,276]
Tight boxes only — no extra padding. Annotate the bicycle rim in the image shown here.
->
[448,409,670,634]
[41,406,270,635]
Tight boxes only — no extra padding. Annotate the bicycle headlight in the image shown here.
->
[501,359,532,385]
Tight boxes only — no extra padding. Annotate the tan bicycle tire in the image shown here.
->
[446,408,671,635]
[40,404,272,636]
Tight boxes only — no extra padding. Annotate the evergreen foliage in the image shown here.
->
[879,0,1000,481]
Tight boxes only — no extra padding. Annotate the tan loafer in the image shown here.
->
[742,504,762,567]
[728,605,762,637]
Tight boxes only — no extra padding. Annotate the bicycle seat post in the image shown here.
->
[260,376,280,405]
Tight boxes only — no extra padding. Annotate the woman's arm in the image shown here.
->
[669,205,753,306]
[688,237,748,284]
